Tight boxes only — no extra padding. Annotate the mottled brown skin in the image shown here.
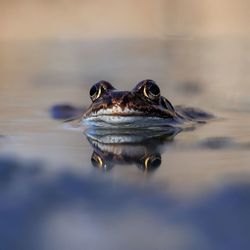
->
[83,79,179,120]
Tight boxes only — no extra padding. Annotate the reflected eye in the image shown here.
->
[137,154,161,173]
[91,152,112,172]
[142,80,161,100]
[144,155,161,170]
[91,152,104,168]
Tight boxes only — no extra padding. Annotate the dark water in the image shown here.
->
[1,39,250,250]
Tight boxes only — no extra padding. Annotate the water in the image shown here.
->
[1,38,250,249]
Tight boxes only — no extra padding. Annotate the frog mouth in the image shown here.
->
[85,104,173,119]
[89,106,146,117]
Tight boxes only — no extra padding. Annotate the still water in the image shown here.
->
[0,39,250,250]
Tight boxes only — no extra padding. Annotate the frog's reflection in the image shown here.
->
[85,127,181,173]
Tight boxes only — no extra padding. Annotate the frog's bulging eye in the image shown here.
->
[147,83,160,96]
[143,80,161,100]
[89,81,115,102]
[89,84,102,102]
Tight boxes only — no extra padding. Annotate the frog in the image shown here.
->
[81,79,213,128]
[50,79,213,129]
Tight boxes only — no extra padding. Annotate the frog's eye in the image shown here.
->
[134,79,161,100]
[89,84,102,102]
[143,80,161,100]
[89,81,115,102]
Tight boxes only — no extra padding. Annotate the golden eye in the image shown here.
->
[144,155,161,171]
[143,81,161,100]
[89,84,102,102]
[91,154,103,168]
[89,81,115,102]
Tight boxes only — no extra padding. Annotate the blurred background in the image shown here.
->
[1,0,250,39]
